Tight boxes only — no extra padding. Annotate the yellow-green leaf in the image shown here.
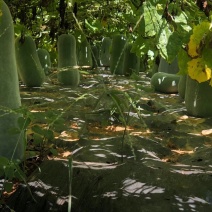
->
[188,58,211,83]
[188,22,210,57]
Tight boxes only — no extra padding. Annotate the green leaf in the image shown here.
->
[202,33,212,68]
[157,25,182,62]
[177,48,190,75]
[4,165,15,180]
[50,148,58,156]
[4,182,13,193]
[43,129,54,140]
[18,117,31,130]
[0,157,9,167]
[32,125,44,135]
[132,36,155,57]
[140,2,163,37]
[33,133,43,145]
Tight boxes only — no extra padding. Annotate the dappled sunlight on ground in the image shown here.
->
[10,71,212,211]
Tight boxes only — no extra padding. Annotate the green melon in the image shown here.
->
[100,37,111,67]
[178,75,187,99]
[110,34,126,75]
[15,36,45,87]
[77,37,93,68]
[123,43,140,76]
[0,0,24,161]
[37,48,51,75]
[151,72,180,93]
[185,76,212,117]
[91,45,100,68]
[57,34,77,68]
[158,57,179,74]
[57,68,80,86]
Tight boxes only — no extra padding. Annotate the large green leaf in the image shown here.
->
[139,2,163,37]
[157,24,182,62]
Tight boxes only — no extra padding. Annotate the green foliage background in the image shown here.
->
[4,0,209,65]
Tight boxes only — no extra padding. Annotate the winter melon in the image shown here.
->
[100,37,111,67]
[37,48,51,75]
[77,37,93,68]
[158,57,179,74]
[123,43,140,76]
[57,68,80,86]
[0,0,24,161]
[178,75,187,99]
[110,34,126,75]
[15,36,45,87]
[57,34,77,68]
[185,76,212,117]
[151,72,180,93]
[91,45,100,68]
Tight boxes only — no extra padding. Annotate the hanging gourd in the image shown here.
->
[15,36,45,87]
[110,34,126,75]
[37,48,52,75]
[123,43,140,76]
[0,0,24,161]
[57,34,77,68]
[100,37,111,67]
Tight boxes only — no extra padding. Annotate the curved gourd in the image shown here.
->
[110,34,126,75]
[57,34,77,68]
[15,36,45,87]
[37,48,51,75]
[123,43,140,76]
[0,0,24,161]
[158,57,179,74]
[185,76,212,117]
[151,72,180,93]
[100,37,111,67]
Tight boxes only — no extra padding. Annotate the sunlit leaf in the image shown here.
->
[140,2,163,37]
[188,21,210,57]
[158,28,182,62]
[188,58,211,83]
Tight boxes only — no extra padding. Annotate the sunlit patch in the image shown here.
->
[171,150,194,155]
[102,191,118,199]
[122,178,165,196]
[61,151,72,157]
[201,128,212,136]
[73,161,120,170]
[57,130,79,141]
